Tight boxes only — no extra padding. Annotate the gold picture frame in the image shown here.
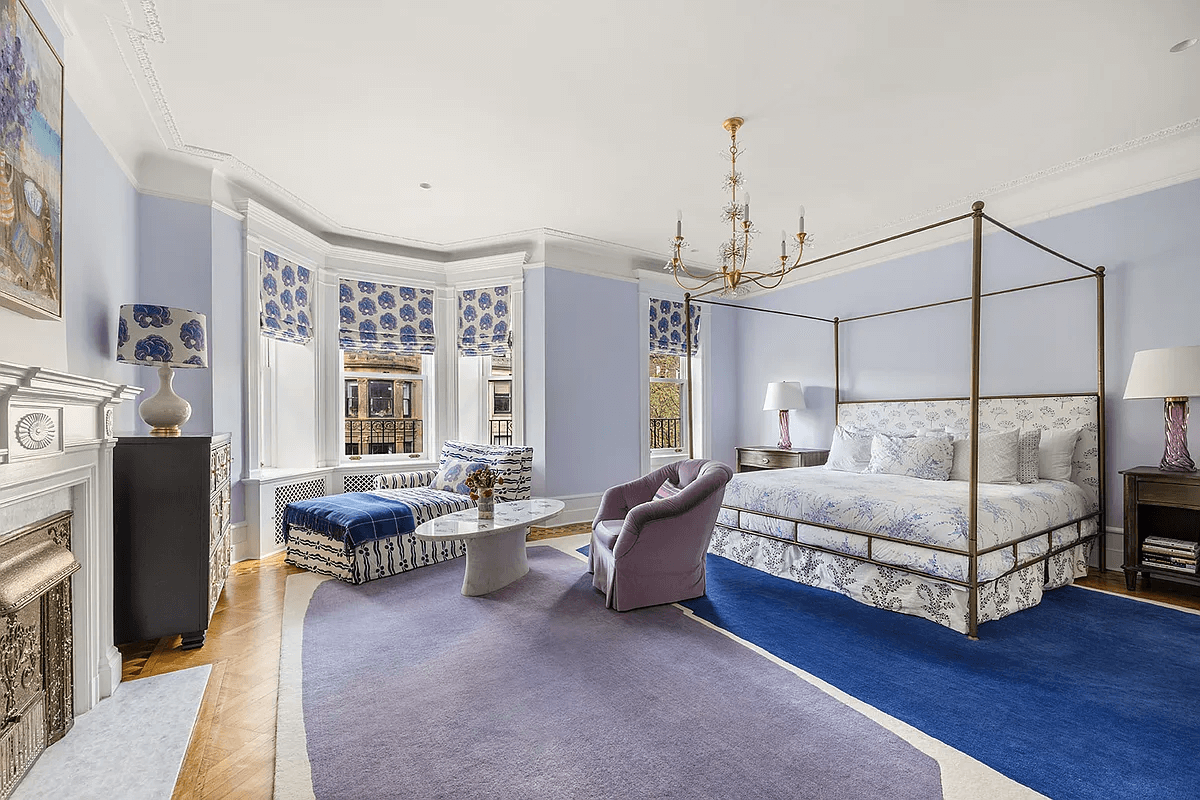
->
[0,0,63,320]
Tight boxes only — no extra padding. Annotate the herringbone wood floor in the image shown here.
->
[116,525,582,799]
[117,535,1200,798]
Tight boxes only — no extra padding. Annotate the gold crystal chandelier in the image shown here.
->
[666,117,808,296]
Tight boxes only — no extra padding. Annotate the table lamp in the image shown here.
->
[116,304,209,436]
[1123,345,1200,472]
[763,381,806,449]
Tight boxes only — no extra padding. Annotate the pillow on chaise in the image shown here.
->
[431,457,490,495]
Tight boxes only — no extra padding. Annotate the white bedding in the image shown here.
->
[716,466,1099,582]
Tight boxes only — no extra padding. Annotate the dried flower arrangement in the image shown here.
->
[464,466,504,501]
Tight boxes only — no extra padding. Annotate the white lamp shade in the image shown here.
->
[1123,346,1200,399]
[116,304,209,369]
[763,381,806,411]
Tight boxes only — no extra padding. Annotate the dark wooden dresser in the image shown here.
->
[114,433,232,649]
[1121,466,1200,592]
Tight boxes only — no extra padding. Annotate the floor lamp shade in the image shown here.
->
[1124,346,1200,472]
[116,304,209,436]
[763,382,806,449]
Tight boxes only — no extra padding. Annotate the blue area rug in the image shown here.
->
[665,551,1200,800]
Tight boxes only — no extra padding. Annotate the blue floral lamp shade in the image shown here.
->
[116,304,208,436]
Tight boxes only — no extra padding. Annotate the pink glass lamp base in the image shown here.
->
[777,410,791,450]
[1161,397,1196,472]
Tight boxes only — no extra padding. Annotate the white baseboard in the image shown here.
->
[546,492,602,527]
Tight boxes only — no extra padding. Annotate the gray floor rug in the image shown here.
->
[276,546,944,800]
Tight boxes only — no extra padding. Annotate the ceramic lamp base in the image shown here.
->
[139,365,191,437]
[1161,397,1195,472]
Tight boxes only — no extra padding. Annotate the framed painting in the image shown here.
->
[0,0,62,320]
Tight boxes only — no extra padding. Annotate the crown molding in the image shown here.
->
[443,251,529,276]
[241,199,331,260]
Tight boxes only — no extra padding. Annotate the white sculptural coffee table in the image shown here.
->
[413,498,565,596]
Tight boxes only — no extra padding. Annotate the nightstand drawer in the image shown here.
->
[744,451,799,469]
[1138,480,1200,510]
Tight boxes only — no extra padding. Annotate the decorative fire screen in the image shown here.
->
[0,512,77,799]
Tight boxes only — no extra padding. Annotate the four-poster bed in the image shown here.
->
[682,201,1107,638]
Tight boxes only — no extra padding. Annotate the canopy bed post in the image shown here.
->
[967,200,985,640]
[833,317,841,409]
[1096,266,1107,572]
[685,293,695,459]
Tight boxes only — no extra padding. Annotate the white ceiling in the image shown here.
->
[56,0,1200,263]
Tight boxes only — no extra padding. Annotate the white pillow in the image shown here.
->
[1039,428,1080,481]
[865,433,954,481]
[947,429,1020,484]
[825,425,873,473]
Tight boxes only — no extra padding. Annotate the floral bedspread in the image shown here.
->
[717,467,1098,581]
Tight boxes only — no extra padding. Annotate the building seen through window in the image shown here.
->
[343,351,424,456]
[649,354,684,450]
[488,354,513,445]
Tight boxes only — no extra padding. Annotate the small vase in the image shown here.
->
[477,493,495,519]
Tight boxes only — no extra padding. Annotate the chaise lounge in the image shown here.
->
[284,440,533,584]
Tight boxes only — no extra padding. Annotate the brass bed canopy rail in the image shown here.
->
[681,201,1107,638]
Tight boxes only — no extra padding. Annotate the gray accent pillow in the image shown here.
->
[1039,428,1080,481]
[1017,429,1042,484]
[948,429,1020,484]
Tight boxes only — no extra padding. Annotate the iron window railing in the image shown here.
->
[650,417,681,450]
[490,419,513,446]
[345,419,422,455]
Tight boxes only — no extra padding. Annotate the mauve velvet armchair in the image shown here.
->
[588,459,734,611]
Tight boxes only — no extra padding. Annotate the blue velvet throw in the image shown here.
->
[284,493,418,547]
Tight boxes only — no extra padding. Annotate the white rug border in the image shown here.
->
[274,571,328,800]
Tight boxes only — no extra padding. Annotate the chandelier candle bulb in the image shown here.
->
[799,206,805,233]
[781,231,788,257]
[677,210,682,238]
[744,193,750,224]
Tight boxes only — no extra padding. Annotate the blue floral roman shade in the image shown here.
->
[457,286,511,357]
[339,279,436,354]
[259,251,313,344]
[649,298,700,356]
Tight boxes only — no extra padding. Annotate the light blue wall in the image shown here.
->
[62,95,140,431]
[705,302,739,468]
[537,267,642,497]
[136,194,215,433]
[734,178,1200,527]
[523,267,548,495]
[211,209,246,522]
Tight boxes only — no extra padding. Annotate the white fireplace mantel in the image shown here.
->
[0,361,141,715]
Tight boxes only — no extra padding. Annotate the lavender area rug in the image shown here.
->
[276,546,952,800]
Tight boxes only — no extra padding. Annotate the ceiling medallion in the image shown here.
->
[15,412,56,451]
[666,117,810,296]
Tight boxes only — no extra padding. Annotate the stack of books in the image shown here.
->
[1142,536,1199,574]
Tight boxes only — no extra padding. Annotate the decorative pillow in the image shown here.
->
[865,433,954,481]
[431,458,490,495]
[948,429,1019,484]
[1017,429,1042,484]
[825,425,874,473]
[653,480,682,502]
[1039,428,1080,482]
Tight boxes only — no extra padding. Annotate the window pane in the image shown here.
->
[650,382,682,449]
[368,380,394,417]
[343,352,425,456]
[649,354,681,380]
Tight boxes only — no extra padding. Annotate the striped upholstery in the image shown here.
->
[439,440,533,502]
[374,470,437,490]
[288,442,534,586]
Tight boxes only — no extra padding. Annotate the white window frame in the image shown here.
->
[638,277,709,475]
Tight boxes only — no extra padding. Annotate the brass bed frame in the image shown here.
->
[681,201,1106,638]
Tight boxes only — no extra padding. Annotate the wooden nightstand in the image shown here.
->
[1121,467,1200,592]
[736,446,829,473]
